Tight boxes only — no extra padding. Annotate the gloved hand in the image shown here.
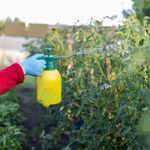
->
[20,54,46,76]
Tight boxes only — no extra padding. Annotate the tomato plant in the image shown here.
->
[21,14,150,149]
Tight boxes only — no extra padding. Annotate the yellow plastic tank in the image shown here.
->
[37,47,62,108]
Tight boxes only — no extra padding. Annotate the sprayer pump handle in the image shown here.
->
[45,46,52,57]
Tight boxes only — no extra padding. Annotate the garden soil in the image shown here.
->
[19,87,46,150]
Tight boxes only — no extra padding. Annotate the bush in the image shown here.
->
[23,14,150,149]
[0,89,26,149]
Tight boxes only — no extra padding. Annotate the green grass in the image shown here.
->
[18,75,37,89]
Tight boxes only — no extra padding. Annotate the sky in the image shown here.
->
[0,0,133,26]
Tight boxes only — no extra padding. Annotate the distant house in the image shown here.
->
[0,22,73,66]
[4,22,49,38]
[4,22,73,38]
[4,22,27,37]
[27,23,49,38]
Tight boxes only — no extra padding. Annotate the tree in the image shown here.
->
[0,21,5,35]
[132,0,150,24]
[143,0,150,17]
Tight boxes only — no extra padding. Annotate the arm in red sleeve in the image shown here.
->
[0,63,25,95]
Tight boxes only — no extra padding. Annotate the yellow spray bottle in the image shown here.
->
[37,47,62,108]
